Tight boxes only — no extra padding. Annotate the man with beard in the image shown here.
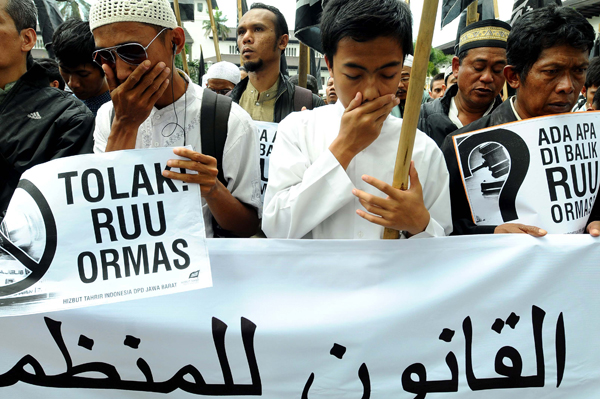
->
[229,3,324,123]
[441,5,597,236]
[418,20,511,148]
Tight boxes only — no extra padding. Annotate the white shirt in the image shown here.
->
[263,102,452,239]
[93,82,262,237]
[448,96,495,129]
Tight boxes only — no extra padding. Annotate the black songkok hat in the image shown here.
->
[457,19,511,54]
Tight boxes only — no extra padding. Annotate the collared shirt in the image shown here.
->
[448,96,495,129]
[81,90,111,116]
[93,80,262,237]
[239,78,280,122]
[509,96,523,121]
[0,81,16,105]
[263,101,452,239]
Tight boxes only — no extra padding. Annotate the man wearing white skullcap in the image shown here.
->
[390,54,413,118]
[205,61,240,95]
[89,0,262,238]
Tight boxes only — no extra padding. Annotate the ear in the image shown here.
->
[504,65,520,89]
[278,33,289,52]
[451,56,460,78]
[325,55,333,77]
[582,86,587,96]
[171,27,186,55]
[21,28,36,53]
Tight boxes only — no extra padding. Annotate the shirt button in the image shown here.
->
[255,102,260,106]
[357,231,364,238]
[154,142,159,147]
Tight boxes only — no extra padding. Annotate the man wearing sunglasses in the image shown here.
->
[0,0,94,219]
[90,0,262,238]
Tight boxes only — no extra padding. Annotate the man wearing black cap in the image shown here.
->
[418,20,511,148]
[441,5,597,236]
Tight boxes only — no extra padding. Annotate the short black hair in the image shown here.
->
[593,88,600,109]
[37,58,65,90]
[507,5,594,82]
[53,19,103,73]
[5,0,36,32]
[320,0,413,65]
[289,74,318,95]
[430,72,444,91]
[249,3,288,40]
[586,56,600,89]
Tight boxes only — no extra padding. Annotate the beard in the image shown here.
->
[244,59,264,72]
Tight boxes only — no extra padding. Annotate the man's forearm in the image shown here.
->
[204,181,259,237]
[105,121,139,152]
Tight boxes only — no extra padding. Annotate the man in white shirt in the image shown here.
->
[262,0,452,239]
[89,0,262,238]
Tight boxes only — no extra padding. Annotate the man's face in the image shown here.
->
[446,74,457,89]
[584,84,598,110]
[455,47,506,109]
[59,63,106,100]
[396,65,411,101]
[326,36,404,108]
[509,44,589,119]
[237,9,285,73]
[429,79,446,99]
[207,78,235,95]
[92,22,172,86]
[325,76,337,104]
[0,0,25,71]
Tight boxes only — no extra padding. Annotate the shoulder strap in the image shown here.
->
[293,86,314,112]
[200,88,232,187]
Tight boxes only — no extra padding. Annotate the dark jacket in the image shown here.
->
[229,73,325,123]
[0,61,95,215]
[418,84,503,148]
[440,99,520,235]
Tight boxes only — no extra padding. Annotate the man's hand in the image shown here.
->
[494,223,547,236]
[587,221,600,236]
[353,162,429,236]
[329,92,400,169]
[161,147,220,198]
[104,60,171,150]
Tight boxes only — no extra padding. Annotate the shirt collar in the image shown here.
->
[510,96,523,121]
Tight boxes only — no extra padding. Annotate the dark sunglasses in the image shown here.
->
[92,28,168,68]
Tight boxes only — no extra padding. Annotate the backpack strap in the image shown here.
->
[200,88,232,187]
[293,86,314,112]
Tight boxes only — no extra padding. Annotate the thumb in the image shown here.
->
[102,64,118,92]
[408,161,422,193]
[520,224,547,237]
[345,92,362,113]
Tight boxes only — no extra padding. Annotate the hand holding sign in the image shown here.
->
[494,223,547,237]
[163,147,219,198]
[586,221,600,237]
[353,162,430,236]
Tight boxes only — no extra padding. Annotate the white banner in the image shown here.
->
[451,112,599,233]
[255,121,278,202]
[0,148,212,316]
[0,236,599,397]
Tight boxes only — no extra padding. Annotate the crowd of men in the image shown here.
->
[1,0,599,239]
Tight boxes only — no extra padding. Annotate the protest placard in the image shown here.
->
[0,148,212,316]
[0,236,598,397]
[450,112,599,233]
[255,121,278,202]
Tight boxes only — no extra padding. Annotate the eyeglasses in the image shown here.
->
[92,28,169,68]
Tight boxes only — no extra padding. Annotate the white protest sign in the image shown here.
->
[451,112,599,233]
[255,121,278,202]
[0,236,599,398]
[0,148,212,316]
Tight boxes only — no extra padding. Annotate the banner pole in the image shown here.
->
[382,0,440,239]
[207,0,222,62]
[172,0,189,76]
[298,43,309,88]
[238,0,244,66]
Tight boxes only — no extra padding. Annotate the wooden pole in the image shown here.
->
[238,0,244,66]
[298,43,309,88]
[382,0,440,239]
[172,0,189,76]
[207,0,222,62]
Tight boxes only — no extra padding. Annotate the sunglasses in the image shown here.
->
[92,28,169,68]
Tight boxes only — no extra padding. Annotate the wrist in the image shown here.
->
[106,120,139,151]
[408,209,430,236]
[329,137,358,170]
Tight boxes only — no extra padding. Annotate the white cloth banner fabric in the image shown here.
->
[0,148,212,316]
[450,112,599,233]
[255,121,278,202]
[0,236,599,398]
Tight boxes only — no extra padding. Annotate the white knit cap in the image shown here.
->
[404,54,414,68]
[206,61,241,85]
[444,64,453,79]
[89,0,178,31]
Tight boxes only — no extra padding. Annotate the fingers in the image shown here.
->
[345,92,362,113]
[357,94,398,116]
[587,221,600,237]
[147,78,170,105]
[140,62,170,99]
[172,148,217,165]
[360,175,396,198]
[356,209,392,228]
[102,64,118,92]
[353,187,388,208]
[408,161,422,193]
[495,223,547,236]
[519,225,547,237]
[120,60,152,91]
[301,106,308,111]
